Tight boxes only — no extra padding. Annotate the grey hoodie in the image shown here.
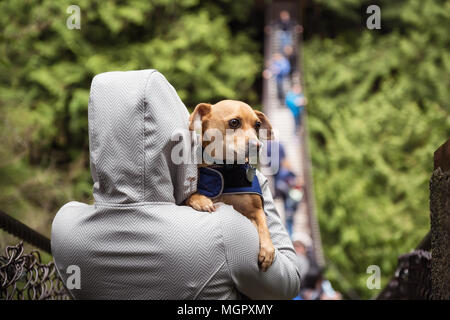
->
[51,69,301,299]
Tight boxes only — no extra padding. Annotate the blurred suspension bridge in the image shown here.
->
[262,1,325,268]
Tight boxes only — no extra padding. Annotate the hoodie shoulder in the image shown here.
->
[55,201,92,216]
[51,202,94,242]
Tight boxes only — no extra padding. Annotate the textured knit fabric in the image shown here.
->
[51,69,301,300]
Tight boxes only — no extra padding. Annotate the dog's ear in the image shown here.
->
[254,110,273,140]
[189,103,212,131]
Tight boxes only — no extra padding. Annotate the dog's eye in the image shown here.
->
[255,121,261,130]
[228,118,241,129]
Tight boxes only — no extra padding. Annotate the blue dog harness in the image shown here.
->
[197,164,263,199]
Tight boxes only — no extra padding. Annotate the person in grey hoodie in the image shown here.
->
[51,69,301,299]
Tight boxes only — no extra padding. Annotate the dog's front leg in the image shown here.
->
[186,193,216,212]
[254,208,275,272]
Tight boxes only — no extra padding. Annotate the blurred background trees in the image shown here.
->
[302,0,450,298]
[0,0,448,299]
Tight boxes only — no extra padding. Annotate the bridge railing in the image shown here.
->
[0,210,70,300]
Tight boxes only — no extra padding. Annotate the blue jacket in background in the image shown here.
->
[272,57,291,80]
[285,91,305,117]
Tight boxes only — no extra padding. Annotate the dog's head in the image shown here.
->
[189,100,273,163]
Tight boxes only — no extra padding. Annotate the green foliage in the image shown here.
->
[1,0,448,300]
[304,0,450,298]
[0,0,261,238]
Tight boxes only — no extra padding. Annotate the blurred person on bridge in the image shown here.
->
[263,141,304,236]
[263,53,291,104]
[283,45,297,83]
[275,10,303,48]
[285,83,306,132]
[273,161,303,236]
[264,10,303,37]
[263,140,286,179]
[291,232,312,300]
[276,170,303,236]
[300,264,343,300]
[292,232,312,278]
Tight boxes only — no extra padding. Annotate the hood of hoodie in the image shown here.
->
[88,69,197,205]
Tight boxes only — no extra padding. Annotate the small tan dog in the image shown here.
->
[186,100,275,271]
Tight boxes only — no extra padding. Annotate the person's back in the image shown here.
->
[51,69,301,299]
[53,199,273,299]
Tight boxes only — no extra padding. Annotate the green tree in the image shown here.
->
[303,0,450,298]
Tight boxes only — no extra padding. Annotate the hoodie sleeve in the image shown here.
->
[219,171,301,300]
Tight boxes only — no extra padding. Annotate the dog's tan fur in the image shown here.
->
[186,100,275,271]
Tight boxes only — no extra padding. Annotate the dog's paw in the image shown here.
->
[187,194,216,213]
[258,241,275,272]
